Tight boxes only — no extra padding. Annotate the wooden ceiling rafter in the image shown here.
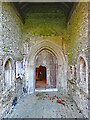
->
[10,2,25,24]
[20,3,29,9]
[62,2,70,9]
[67,2,78,23]
[11,2,75,24]
[21,4,31,14]
[22,3,71,16]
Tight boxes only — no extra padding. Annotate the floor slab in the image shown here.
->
[6,92,84,118]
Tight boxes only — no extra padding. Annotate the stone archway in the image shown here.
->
[24,40,68,94]
[35,49,58,89]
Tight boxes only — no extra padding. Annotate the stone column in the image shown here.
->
[57,63,67,94]
[57,64,62,92]
[27,64,35,94]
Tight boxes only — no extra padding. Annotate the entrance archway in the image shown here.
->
[35,65,46,89]
[35,49,57,90]
[24,40,67,94]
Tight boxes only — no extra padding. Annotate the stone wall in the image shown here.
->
[67,2,88,118]
[2,2,23,57]
[88,2,89,117]
[0,2,23,118]
[0,2,89,119]
[0,2,4,118]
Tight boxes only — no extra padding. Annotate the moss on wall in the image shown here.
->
[23,6,67,36]
[67,3,88,118]
[67,2,88,65]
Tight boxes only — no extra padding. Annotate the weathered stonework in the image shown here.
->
[23,40,68,94]
[0,2,23,118]
[67,3,88,118]
[0,2,89,119]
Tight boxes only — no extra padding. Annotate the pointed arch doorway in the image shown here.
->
[35,49,57,90]
[25,40,67,94]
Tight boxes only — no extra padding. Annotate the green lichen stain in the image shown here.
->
[23,6,67,36]
[67,3,88,65]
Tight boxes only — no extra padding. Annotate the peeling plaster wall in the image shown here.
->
[0,3,23,118]
[67,3,88,118]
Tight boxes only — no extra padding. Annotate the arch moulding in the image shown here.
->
[24,40,68,94]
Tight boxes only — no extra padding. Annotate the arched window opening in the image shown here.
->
[4,58,13,89]
[77,56,88,92]
[79,57,86,83]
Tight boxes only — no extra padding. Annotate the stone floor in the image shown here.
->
[6,92,85,118]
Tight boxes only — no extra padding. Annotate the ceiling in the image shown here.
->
[11,2,77,24]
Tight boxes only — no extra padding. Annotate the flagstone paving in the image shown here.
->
[6,92,85,118]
